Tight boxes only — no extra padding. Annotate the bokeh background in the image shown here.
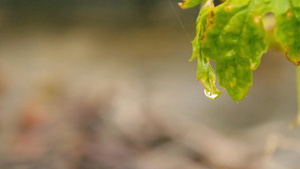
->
[0,0,299,169]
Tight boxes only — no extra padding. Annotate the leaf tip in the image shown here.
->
[178,0,205,9]
[226,85,250,102]
[284,46,300,66]
[178,2,185,9]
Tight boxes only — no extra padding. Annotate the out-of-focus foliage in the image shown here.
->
[181,0,300,102]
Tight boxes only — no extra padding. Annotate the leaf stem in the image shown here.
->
[290,66,300,128]
[291,66,300,128]
[297,66,300,122]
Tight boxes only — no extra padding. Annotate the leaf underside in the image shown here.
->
[180,0,300,101]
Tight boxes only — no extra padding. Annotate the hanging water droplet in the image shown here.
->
[204,89,218,99]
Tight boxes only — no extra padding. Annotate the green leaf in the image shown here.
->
[274,0,300,65]
[184,0,300,101]
[202,0,269,101]
[178,0,205,9]
[192,0,222,99]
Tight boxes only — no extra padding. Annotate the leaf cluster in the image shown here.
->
[180,0,300,101]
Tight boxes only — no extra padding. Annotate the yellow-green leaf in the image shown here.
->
[202,0,269,101]
[192,0,222,99]
[274,0,300,65]
[184,0,300,101]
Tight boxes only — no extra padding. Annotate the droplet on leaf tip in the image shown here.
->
[204,89,218,99]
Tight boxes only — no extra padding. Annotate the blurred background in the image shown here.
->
[0,0,299,169]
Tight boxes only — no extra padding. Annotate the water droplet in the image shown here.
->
[204,89,218,99]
